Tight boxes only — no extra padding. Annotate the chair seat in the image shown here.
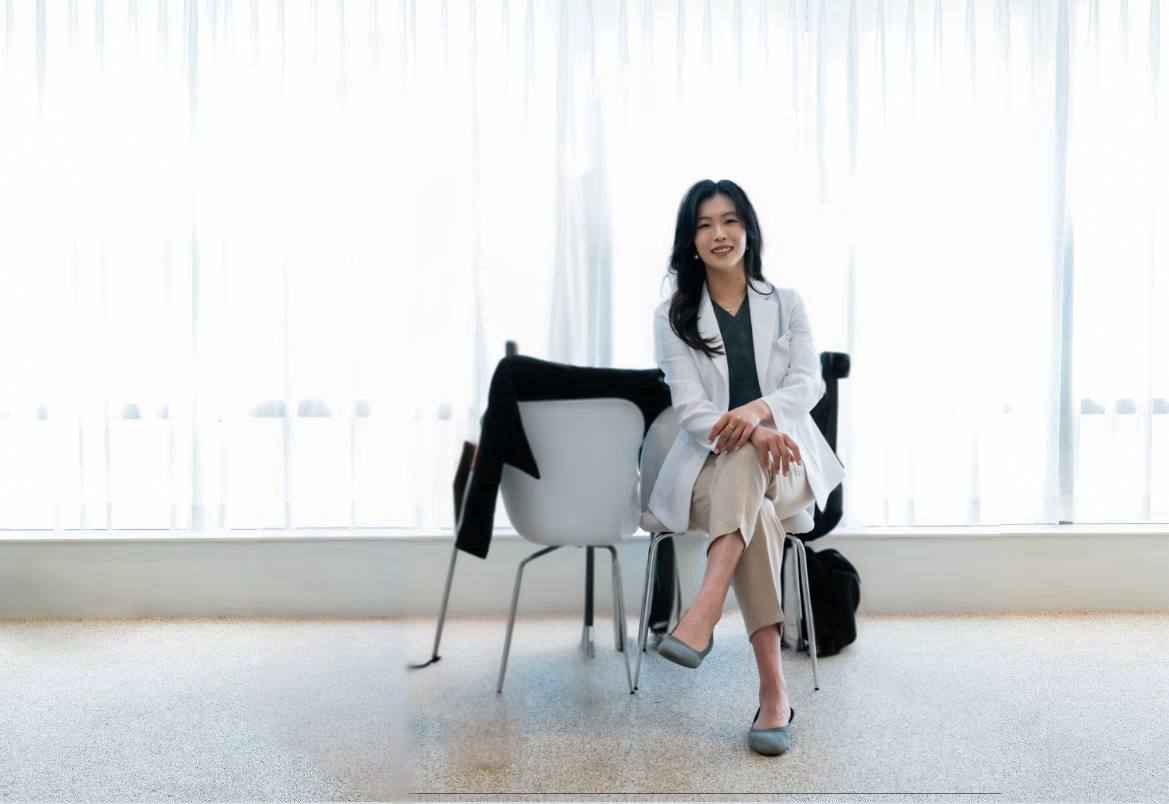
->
[640,507,815,537]
[780,509,815,535]
[639,511,672,534]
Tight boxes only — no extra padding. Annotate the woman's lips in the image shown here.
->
[712,247,733,255]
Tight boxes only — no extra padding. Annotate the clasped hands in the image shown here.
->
[708,400,803,477]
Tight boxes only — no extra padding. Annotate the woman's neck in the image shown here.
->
[705,268,747,309]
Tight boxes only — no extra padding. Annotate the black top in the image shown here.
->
[712,293,763,411]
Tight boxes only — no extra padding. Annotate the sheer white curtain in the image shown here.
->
[1067,0,1167,523]
[0,0,1163,534]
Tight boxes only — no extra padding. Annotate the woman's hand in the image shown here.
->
[749,427,803,477]
[708,400,767,454]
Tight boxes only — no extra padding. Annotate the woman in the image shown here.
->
[647,179,846,756]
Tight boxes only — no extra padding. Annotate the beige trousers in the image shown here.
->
[687,444,816,639]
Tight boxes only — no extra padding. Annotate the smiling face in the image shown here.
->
[694,193,748,272]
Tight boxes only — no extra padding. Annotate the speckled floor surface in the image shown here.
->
[0,617,410,802]
[0,613,1165,802]
[404,612,1169,802]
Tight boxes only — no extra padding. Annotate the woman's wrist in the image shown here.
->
[749,418,771,444]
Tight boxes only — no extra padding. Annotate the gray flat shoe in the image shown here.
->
[748,705,795,756]
[656,631,713,669]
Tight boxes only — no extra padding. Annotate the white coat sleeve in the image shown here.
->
[760,290,826,435]
[654,304,723,452]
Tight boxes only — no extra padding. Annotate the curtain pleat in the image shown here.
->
[0,0,1164,533]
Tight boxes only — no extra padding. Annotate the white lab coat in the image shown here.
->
[647,278,846,534]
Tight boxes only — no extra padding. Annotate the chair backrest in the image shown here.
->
[639,407,682,514]
[500,398,644,547]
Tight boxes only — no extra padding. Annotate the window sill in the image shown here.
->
[0,523,1166,543]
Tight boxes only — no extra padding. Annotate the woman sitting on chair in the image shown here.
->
[647,178,846,756]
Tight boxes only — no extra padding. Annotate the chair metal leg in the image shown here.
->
[671,556,683,633]
[791,536,821,691]
[603,545,634,694]
[783,535,798,650]
[634,532,673,692]
[636,537,656,658]
[612,551,631,654]
[581,547,596,657]
[640,534,669,654]
[606,546,624,652]
[786,536,806,653]
[617,574,626,649]
[794,542,804,649]
[634,535,659,688]
[496,544,562,694]
[408,541,459,669]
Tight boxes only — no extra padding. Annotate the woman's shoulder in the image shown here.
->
[757,282,801,307]
[747,279,792,307]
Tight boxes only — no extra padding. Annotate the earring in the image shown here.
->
[693,253,699,260]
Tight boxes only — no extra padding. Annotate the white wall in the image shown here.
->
[0,528,1166,619]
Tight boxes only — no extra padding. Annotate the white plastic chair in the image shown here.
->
[634,407,822,692]
[495,398,644,694]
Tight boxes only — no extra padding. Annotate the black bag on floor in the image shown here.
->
[789,542,861,657]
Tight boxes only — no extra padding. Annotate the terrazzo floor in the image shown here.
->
[0,613,1165,801]
[404,611,1169,802]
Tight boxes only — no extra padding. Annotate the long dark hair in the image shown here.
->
[666,179,772,357]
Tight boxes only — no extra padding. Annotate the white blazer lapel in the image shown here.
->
[747,282,778,393]
[697,283,728,389]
